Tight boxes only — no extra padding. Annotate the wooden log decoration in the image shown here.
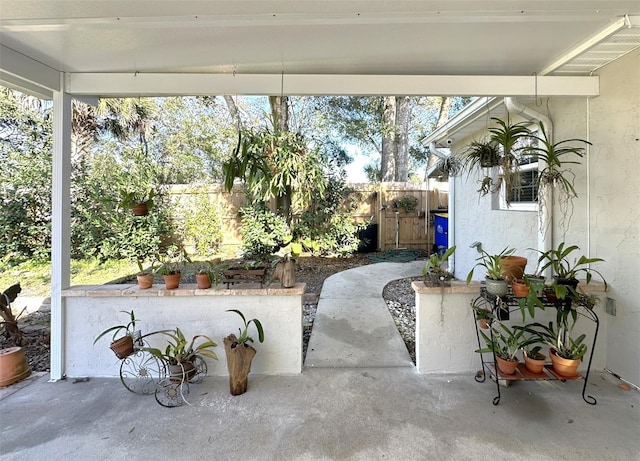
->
[270,260,296,288]
[224,334,257,395]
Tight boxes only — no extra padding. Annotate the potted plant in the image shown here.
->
[391,195,419,213]
[476,322,534,375]
[471,298,492,330]
[143,327,218,382]
[522,345,547,374]
[223,309,265,395]
[121,188,155,216]
[195,264,213,289]
[93,310,140,359]
[422,246,456,287]
[270,241,302,288]
[466,245,516,298]
[461,139,501,170]
[157,244,191,289]
[135,257,157,289]
[520,319,587,377]
[523,122,590,225]
[487,116,531,208]
[535,242,607,300]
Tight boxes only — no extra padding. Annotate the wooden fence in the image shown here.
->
[168,183,448,253]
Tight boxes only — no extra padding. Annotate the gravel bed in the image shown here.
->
[382,276,421,364]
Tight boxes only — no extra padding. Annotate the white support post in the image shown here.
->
[50,73,72,381]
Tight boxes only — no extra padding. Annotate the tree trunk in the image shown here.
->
[381,96,396,182]
[224,334,257,395]
[269,96,289,132]
[223,95,242,129]
[394,96,410,181]
[436,96,453,129]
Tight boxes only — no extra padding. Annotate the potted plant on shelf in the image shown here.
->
[476,322,534,375]
[520,318,587,378]
[422,246,456,287]
[223,309,265,395]
[135,257,157,289]
[535,242,607,301]
[156,244,191,289]
[466,245,516,298]
[93,310,140,359]
[142,327,218,383]
[522,345,547,374]
[471,298,492,330]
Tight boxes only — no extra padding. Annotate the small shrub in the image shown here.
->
[239,205,292,259]
[182,193,224,256]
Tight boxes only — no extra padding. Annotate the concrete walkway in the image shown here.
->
[305,261,423,368]
[1,261,639,460]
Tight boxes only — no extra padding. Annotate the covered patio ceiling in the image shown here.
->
[1,1,639,98]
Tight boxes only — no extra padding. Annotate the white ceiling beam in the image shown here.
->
[67,73,599,97]
[0,44,60,95]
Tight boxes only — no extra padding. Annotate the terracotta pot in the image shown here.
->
[196,273,212,289]
[163,273,181,289]
[511,279,530,298]
[168,361,196,383]
[524,353,547,374]
[496,356,519,375]
[549,348,580,377]
[485,278,508,297]
[0,347,31,387]
[110,335,134,359]
[500,255,527,282]
[136,273,154,289]
[132,203,149,216]
[477,318,490,330]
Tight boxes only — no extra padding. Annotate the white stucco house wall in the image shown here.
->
[423,48,640,385]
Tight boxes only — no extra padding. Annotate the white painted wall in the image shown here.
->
[414,283,607,375]
[450,49,640,385]
[64,287,303,378]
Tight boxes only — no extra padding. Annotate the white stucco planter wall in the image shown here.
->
[62,283,304,378]
[413,281,607,375]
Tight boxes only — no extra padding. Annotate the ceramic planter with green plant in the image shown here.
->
[93,310,140,359]
[534,242,607,301]
[224,309,265,395]
[466,245,516,298]
[422,245,456,287]
[475,322,535,375]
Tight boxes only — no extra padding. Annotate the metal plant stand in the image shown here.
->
[473,287,599,406]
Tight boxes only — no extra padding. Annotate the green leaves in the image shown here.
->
[227,309,265,344]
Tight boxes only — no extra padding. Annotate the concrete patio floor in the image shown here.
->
[1,261,639,460]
